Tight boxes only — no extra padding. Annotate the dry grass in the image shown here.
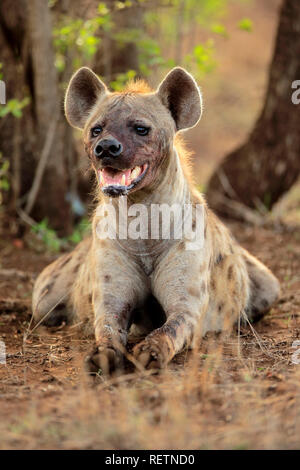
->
[1,326,300,450]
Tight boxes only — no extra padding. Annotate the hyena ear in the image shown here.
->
[64,67,107,129]
[156,67,202,131]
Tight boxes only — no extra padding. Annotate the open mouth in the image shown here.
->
[98,163,148,196]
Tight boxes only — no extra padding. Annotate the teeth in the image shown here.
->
[98,165,145,190]
[131,166,141,180]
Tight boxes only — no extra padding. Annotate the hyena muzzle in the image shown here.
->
[32,67,280,375]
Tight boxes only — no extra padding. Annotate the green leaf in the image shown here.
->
[110,70,137,91]
[31,218,64,252]
[98,2,110,15]
[211,23,228,37]
[0,179,10,190]
[238,18,253,32]
[0,97,30,119]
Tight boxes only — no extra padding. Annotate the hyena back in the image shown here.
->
[32,67,280,374]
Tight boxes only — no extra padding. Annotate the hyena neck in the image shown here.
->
[128,146,192,207]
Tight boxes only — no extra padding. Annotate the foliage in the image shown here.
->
[53,4,112,72]
[211,23,228,37]
[184,40,216,77]
[0,153,10,206]
[52,0,253,84]
[31,217,91,252]
[0,97,30,118]
[31,218,63,252]
[50,0,255,92]
[110,70,137,91]
[142,0,226,79]
[67,217,91,244]
[238,17,253,32]
[0,62,30,118]
[0,63,29,206]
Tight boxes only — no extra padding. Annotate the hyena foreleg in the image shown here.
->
[133,247,210,369]
[85,243,150,375]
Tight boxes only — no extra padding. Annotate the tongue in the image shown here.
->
[101,168,132,186]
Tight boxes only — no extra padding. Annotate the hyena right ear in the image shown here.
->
[156,67,202,131]
[64,67,107,129]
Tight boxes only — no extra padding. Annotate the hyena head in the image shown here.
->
[65,67,202,197]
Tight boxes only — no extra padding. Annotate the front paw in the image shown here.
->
[133,336,171,371]
[85,345,123,377]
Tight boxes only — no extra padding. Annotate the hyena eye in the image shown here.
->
[91,126,103,138]
[134,125,150,136]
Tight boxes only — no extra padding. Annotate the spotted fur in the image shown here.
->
[32,67,280,374]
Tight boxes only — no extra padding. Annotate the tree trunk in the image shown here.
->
[0,0,73,235]
[0,0,33,208]
[27,0,58,143]
[206,0,300,216]
[93,0,143,82]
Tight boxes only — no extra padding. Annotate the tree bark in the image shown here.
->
[206,0,300,216]
[27,0,58,143]
[93,0,143,82]
[0,0,72,235]
[26,0,72,234]
[0,0,33,208]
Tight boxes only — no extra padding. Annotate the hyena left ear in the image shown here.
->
[65,67,107,129]
[156,67,202,131]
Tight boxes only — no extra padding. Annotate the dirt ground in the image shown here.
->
[0,218,300,450]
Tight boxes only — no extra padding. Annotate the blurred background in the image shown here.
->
[0,0,299,243]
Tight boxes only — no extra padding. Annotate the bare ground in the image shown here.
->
[0,219,300,450]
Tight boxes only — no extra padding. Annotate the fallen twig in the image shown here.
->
[24,114,59,215]
[208,191,265,225]
[0,269,36,281]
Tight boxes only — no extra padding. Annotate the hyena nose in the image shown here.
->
[94,138,123,159]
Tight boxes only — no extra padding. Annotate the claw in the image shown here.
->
[85,347,122,376]
[133,340,165,371]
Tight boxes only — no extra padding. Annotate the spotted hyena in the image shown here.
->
[32,67,280,374]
